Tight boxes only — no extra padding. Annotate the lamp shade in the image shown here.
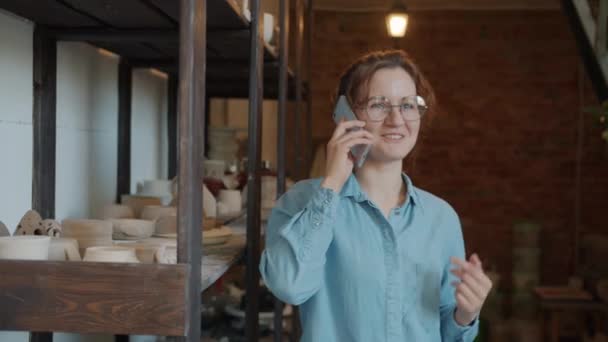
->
[386,12,408,37]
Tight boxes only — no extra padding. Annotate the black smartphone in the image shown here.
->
[332,95,371,168]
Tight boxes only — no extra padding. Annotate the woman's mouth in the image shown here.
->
[381,133,405,142]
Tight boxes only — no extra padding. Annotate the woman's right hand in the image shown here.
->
[321,120,374,193]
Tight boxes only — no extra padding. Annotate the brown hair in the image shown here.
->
[335,49,437,170]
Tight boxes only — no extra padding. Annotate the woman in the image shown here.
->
[259,50,492,341]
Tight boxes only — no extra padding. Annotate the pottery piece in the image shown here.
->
[141,205,177,221]
[83,246,139,263]
[49,237,81,261]
[0,221,9,237]
[512,247,541,273]
[14,209,43,235]
[100,204,135,219]
[513,221,541,248]
[156,215,177,235]
[114,241,165,263]
[41,219,62,237]
[0,235,50,260]
[61,219,113,254]
[121,195,163,218]
[109,219,155,240]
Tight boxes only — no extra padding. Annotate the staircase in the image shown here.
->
[562,0,608,101]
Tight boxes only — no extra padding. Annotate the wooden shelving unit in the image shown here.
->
[0,0,312,341]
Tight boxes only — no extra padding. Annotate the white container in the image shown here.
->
[0,236,50,260]
[263,13,274,43]
[218,189,242,214]
[83,246,139,263]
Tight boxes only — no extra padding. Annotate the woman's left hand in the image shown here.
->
[449,253,493,326]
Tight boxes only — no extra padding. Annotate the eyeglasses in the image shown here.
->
[358,95,428,122]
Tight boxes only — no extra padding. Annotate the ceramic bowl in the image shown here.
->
[0,236,50,260]
[100,204,135,219]
[83,246,139,263]
[109,219,155,240]
[141,205,177,221]
[121,195,163,217]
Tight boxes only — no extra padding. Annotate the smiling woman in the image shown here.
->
[259,50,492,341]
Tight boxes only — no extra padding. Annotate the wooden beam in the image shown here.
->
[116,60,132,203]
[274,0,290,339]
[47,28,178,43]
[176,0,205,341]
[246,0,263,340]
[168,74,178,179]
[597,0,608,56]
[294,0,304,180]
[32,27,57,221]
[305,0,314,179]
[0,261,187,336]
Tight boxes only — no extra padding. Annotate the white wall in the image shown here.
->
[131,69,168,194]
[0,10,167,342]
[0,11,33,232]
[55,42,119,220]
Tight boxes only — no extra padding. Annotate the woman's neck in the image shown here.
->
[356,160,406,212]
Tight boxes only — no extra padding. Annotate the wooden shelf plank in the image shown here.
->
[0,261,188,336]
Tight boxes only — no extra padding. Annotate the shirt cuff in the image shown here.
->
[447,308,479,335]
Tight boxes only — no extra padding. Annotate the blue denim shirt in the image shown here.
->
[260,173,479,341]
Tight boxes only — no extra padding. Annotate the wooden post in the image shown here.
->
[305,0,314,178]
[177,0,205,341]
[246,0,263,340]
[116,60,132,203]
[168,74,178,179]
[274,0,290,340]
[294,0,304,180]
[30,26,56,342]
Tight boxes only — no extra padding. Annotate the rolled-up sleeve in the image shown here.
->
[260,181,339,305]
[439,204,480,341]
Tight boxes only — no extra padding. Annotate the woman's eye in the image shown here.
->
[401,103,415,110]
[370,103,386,109]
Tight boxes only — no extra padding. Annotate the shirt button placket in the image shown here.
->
[382,221,400,341]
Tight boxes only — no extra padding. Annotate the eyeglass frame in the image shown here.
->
[354,95,429,122]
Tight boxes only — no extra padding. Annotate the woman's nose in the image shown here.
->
[385,106,405,125]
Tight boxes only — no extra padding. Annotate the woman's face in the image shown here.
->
[355,67,420,164]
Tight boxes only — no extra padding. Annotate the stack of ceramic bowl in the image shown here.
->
[83,246,139,263]
[208,127,239,162]
[108,219,155,240]
[141,205,177,221]
[100,204,134,219]
[62,219,113,255]
[0,236,51,260]
[512,221,541,320]
[121,194,162,217]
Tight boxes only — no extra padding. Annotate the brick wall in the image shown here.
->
[309,9,608,286]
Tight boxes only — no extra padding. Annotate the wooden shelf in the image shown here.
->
[0,220,250,336]
[0,0,306,99]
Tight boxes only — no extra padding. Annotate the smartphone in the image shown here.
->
[332,95,371,168]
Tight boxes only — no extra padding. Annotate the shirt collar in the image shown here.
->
[339,172,423,211]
